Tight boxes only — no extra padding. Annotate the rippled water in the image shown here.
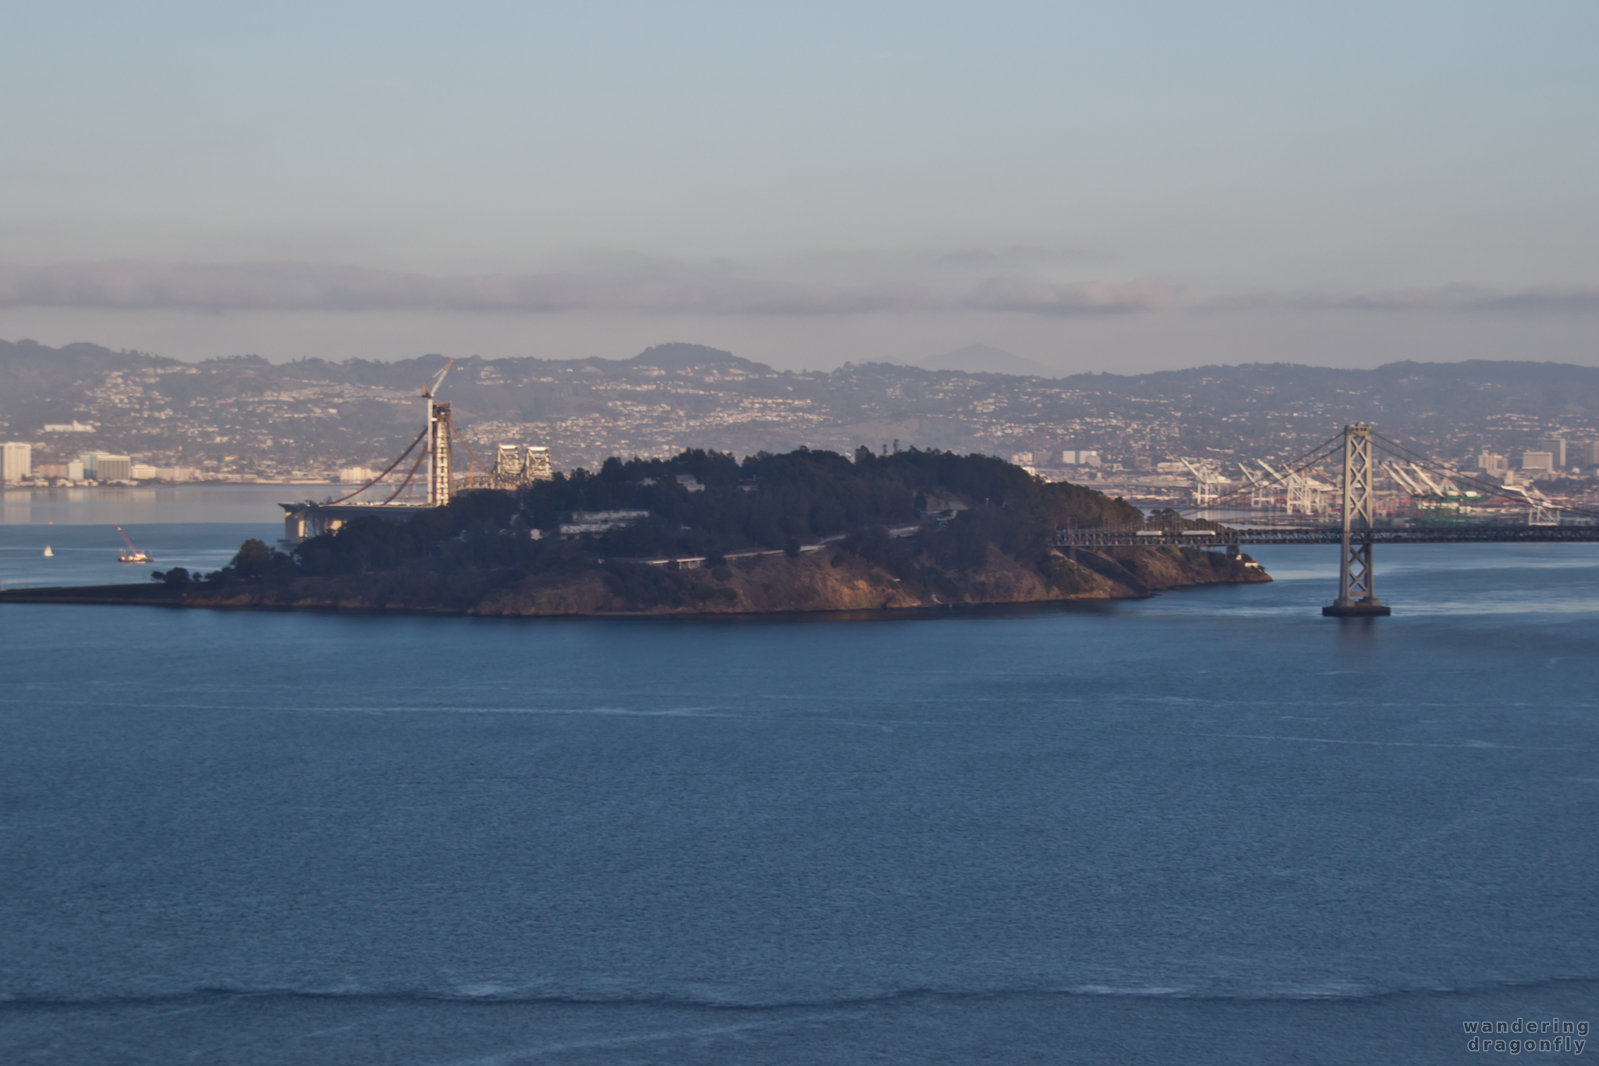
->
[0,497,1595,1064]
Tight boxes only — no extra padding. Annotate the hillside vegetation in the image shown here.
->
[180,448,1261,615]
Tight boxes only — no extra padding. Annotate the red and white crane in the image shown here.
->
[115,525,151,563]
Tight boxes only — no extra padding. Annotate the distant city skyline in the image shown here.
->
[4,1,1597,372]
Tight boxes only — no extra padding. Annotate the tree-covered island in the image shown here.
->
[10,448,1269,615]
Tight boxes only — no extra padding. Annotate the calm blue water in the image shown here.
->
[0,484,303,589]
[1,493,1595,1063]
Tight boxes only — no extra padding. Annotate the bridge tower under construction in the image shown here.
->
[427,401,452,507]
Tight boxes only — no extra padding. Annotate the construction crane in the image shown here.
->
[1502,483,1561,526]
[1237,462,1274,509]
[115,525,151,563]
[1428,464,1481,502]
[1384,462,1425,495]
[1258,459,1331,515]
[1179,458,1222,507]
[1409,463,1450,497]
[422,358,455,402]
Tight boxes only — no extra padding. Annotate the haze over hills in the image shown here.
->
[1,337,1597,480]
[916,345,1054,377]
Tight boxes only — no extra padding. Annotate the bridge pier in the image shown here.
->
[1323,423,1391,617]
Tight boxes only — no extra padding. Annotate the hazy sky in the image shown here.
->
[3,1,1597,372]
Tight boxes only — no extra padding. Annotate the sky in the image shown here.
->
[2,0,1597,373]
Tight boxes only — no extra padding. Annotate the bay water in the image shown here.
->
[1,489,1595,1063]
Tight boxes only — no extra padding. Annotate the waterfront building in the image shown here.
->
[1,442,32,483]
[35,460,86,481]
[79,452,134,481]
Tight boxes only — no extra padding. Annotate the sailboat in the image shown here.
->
[42,545,53,558]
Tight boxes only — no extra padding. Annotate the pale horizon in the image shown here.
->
[5,2,1597,373]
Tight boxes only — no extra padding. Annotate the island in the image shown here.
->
[0,448,1268,616]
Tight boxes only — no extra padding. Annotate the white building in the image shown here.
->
[1520,450,1555,474]
[80,452,133,481]
[1476,451,1508,477]
[36,460,86,481]
[1,442,32,483]
[1534,437,1567,468]
[558,510,650,536]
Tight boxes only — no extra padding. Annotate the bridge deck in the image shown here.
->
[1058,525,1599,549]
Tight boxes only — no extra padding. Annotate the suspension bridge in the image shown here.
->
[1057,424,1599,616]
[280,360,551,544]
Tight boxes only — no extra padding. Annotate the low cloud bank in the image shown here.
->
[2,261,1592,318]
[1207,283,1599,314]
[0,260,1173,318]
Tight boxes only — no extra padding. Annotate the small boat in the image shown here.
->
[43,545,53,558]
[115,525,152,564]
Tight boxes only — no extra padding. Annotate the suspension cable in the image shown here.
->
[383,443,430,504]
[1172,435,1344,519]
[323,425,429,505]
[1370,430,1599,520]
[450,422,487,477]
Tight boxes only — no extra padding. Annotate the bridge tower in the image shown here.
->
[427,400,452,507]
[1323,423,1391,617]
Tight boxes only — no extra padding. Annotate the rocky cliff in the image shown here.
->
[105,544,1265,617]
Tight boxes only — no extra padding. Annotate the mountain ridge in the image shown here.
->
[2,337,1595,478]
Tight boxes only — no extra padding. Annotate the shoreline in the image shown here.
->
[2,482,338,491]
[0,565,1267,621]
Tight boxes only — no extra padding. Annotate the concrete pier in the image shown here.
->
[1322,600,1392,617]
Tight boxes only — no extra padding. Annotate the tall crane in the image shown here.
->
[1384,462,1425,495]
[1238,462,1274,509]
[1259,459,1327,515]
[423,359,454,402]
[115,525,151,563]
[1179,458,1221,507]
[1409,463,1449,497]
[1502,483,1561,526]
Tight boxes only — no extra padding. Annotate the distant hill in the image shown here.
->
[1054,360,1599,420]
[917,344,1052,377]
[3,335,1596,477]
[0,339,161,396]
[0,340,171,425]
[627,342,767,373]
